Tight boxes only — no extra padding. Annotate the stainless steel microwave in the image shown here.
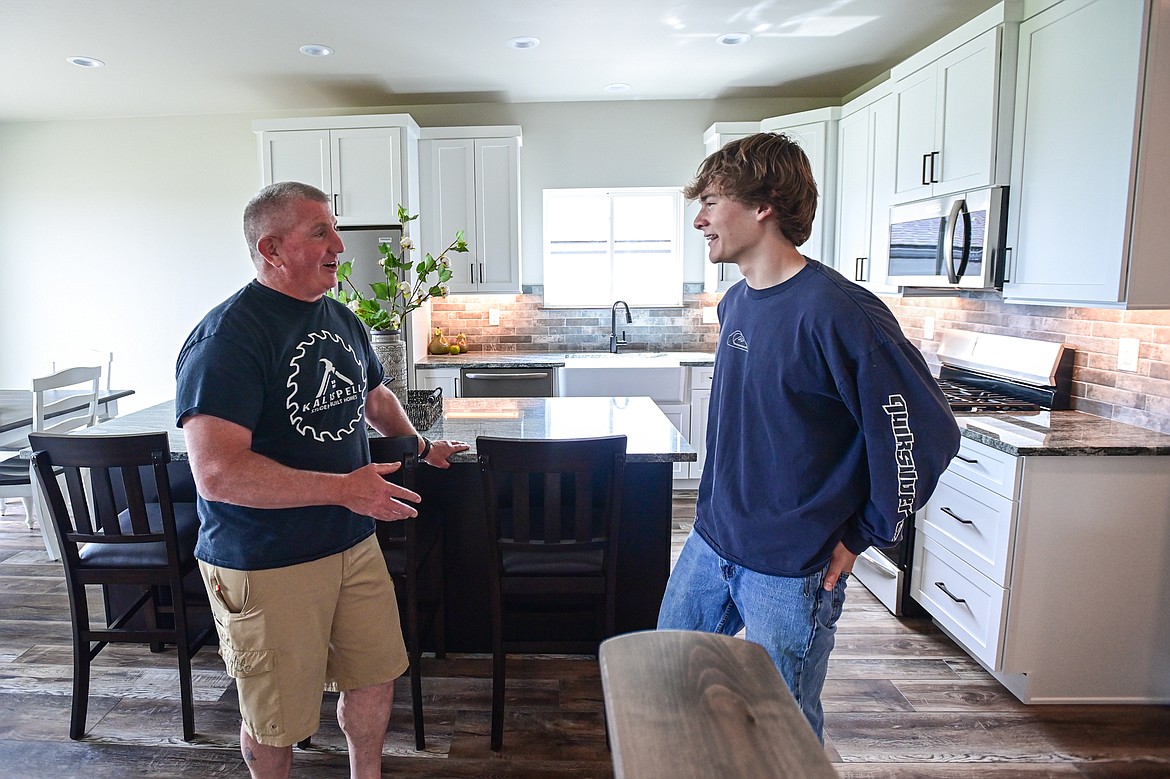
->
[886,186,1008,290]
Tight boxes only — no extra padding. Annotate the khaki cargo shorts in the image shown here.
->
[198,533,408,747]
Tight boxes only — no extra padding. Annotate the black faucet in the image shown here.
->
[610,300,632,353]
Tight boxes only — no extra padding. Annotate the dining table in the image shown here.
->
[72,395,695,651]
[0,387,135,448]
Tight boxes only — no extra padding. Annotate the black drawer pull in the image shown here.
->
[955,454,978,464]
[941,507,974,525]
[935,581,967,604]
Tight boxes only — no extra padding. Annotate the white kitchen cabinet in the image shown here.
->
[687,367,714,480]
[701,123,759,292]
[658,403,691,480]
[834,84,900,294]
[1003,0,1170,308]
[759,107,840,268]
[254,115,420,226]
[912,436,1170,703]
[889,9,1018,204]
[416,367,460,398]
[420,128,522,294]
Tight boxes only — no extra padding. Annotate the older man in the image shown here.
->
[176,181,466,778]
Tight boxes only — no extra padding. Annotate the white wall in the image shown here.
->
[0,114,260,411]
[0,97,824,408]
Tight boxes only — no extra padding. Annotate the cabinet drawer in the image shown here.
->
[918,472,1016,586]
[949,438,1019,498]
[912,533,1008,671]
[690,367,714,391]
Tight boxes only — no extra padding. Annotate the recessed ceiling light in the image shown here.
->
[717,32,753,46]
[66,56,105,68]
[507,36,540,50]
[299,44,333,57]
[604,83,631,93]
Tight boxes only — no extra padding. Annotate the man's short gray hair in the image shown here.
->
[243,181,329,264]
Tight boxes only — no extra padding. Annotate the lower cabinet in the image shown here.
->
[687,368,714,480]
[911,437,1170,703]
[416,367,459,398]
[657,404,691,480]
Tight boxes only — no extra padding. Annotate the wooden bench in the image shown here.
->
[599,630,837,778]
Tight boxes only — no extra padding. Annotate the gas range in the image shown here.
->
[934,330,1074,413]
[852,329,1075,617]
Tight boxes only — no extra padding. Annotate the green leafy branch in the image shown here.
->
[328,204,468,331]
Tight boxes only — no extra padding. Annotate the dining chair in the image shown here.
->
[28,430,214,741]
[370,435,446,751]
[0,366,102,559]
[476,434,627,751]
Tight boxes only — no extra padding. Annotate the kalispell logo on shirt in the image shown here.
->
[726,330,749,352]
[285,330,366,442]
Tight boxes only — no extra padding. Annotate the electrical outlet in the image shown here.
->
[923,316,935,340]
[701,306,719,324]
[1118,337,1140,372]
[489,308,500,326]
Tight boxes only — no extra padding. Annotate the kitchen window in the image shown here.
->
[543,188,684,307]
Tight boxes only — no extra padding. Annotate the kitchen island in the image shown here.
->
[75,396,695,651]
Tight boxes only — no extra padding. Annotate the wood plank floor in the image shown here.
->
[2,495,1168,777]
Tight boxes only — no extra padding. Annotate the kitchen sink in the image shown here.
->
[556,353,686,403]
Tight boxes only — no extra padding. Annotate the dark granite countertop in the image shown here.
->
[415,351,716,369]
[69,397,697,465]
[956,410,1170,456]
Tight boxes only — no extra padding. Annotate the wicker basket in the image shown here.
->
[405,387,443,431]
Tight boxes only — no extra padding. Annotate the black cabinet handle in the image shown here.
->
[935,581,967,604]
[930,150,940,183]
[855,257,867,282]
[333,193,339,215]
[922,152,932,186]
[955,454,978,464]
[941,506,974,525]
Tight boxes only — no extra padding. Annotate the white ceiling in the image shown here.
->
[2,0,1001,123]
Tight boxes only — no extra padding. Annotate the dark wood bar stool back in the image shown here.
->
[476,434,627,751]
[370,435,446,751]
[28,431,213,741]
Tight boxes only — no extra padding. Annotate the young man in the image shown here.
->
[657,134,960,741]
[176,181,468,779]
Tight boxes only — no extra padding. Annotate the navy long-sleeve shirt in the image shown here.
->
[695,260,960,577]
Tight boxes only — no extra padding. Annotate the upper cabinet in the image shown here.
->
[835,83,900,294]
[1003,0,1170,308]
[759,107,841,268]
[890,6,1020,204]
[253,114,420,226]
[701,122,759,292]
[420,127,522,294]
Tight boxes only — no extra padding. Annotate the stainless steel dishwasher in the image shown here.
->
[459,367,557,397]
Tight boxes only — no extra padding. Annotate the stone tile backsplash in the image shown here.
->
[429,288,1170,434]
[429,288,721,354]
[885,292,1170,435]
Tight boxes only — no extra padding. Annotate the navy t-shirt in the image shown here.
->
[696,260,960,577]
[175,280,384,570]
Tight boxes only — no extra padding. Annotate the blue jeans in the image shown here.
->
[657,529,848,741]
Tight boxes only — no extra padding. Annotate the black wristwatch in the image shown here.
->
[418,436,433,462]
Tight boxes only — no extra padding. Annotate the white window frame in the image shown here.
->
[542,187,684,308]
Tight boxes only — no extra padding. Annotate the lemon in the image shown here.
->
[448,345,461,355]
